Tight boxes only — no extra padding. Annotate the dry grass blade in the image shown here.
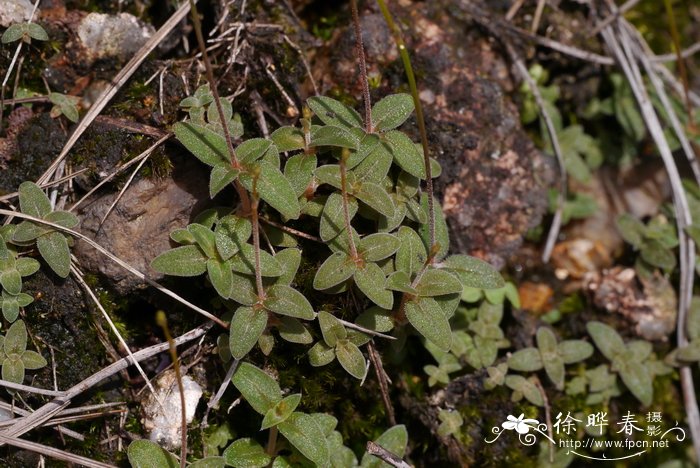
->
[98,150,152,227]
[0,434,116,468]
[36,1,192,185]
[0,324,210,441]
[0,209,227,328]
[589,0,642,37]
[0,379,62,396]
[71,264,159,398]
[598,19,700,462]
[70,135,170,212]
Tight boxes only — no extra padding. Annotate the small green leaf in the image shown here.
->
[384,130,426,178]
[336,339,367,379]
[313,252,357,290]
[277,317,313,344]
[12,221,49,243]
[558,340,594,364]
[505,375,544,407]
[18,182,52,218]
[359,233,400,262]
[223,438,270,468]
[310,125,359,149]
[443,255,504,289]
[151,245,207,277]
[361,425,408,468]
[188,223,218,258]
[619,360,653,406]
[278,412,330,467]
[354,263,393,309]
[355,182,395,217]
[261,393,302,429]
[274,248,302,285]
[215,215,251,261]
[314,164,343,190]
[25,24,48,41]
[386,270,417,294]
[232,362,282,415]
[2,357,24,383]
[36,231,71,278]
[307,96,363,129]
[0,269,21,295]
[237,138,273,164]
[587,321,625,361]
[415,269,462,296]
[229,244,282,277]
[5,320,27,357]
[353,142,393,183]
[356,306,395,333]
[371,94,414,132]
[207,259,234,298]
[308,341,336,366]
[405,297,452,351]
[640,240,676,271]
[228,272,258,306]
[543,354,566,390]
[320,192,357,242]
[395,226,427,275]
[209,164,240,198]
[229,307,268,359]
[1,24,25,43]
[128,440,178,468]
[174,122,229,166]
[264,285,315,320]
[271,126,306,152]
[507,348,543,372]
[44,211,79,228]
[21,350,47,369]
[616,214,646,248]
[284,154,317,197]
[317,311,347,347]
[240,161,301,220]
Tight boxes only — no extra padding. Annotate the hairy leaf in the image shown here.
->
[313,252,356,290]
[36,231,71,278]
[151,245,207,277]
[371,94,414,132]
[232,362,282,415]
[307,96,363,129]
[384,130,426,179]
[405,297,452,352]
[443,255,504,290]
[264,285,315,320]
[354,262,393,310]
[336,339,367,380]
[229,307,268,359]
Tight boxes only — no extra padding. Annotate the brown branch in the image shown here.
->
[367,342,396,426]
[366,441,411,468]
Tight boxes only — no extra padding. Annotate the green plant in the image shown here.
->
[48,92,80,123]
[1,22,48,44]
[507,327,593,390]
[616,213,679,273]
[0,320,47,383]
[12,181,79,278]
[586,321,663,406]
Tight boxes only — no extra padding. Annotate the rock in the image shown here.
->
[0,0,36,28]
[584,267,677,341]
[311,0,553,269]
[74,154,211,294]
[76,12,154,63]
[142,369,203,450]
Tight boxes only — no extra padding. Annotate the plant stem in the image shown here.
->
[266,426,278,458]
[251,176,266,300]
[350,0,373,132]
[340,150,359,260]
[155,311,188,468]
[187,0,252,213]
[376,0,436,253]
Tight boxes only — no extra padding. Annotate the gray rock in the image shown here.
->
[0,0,35,28]
[74,156,211,294]
[76,12,154,63]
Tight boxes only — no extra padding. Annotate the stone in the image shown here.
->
[141,369,203,450]
[74,155,211,294]
[0,0,35,28]
[76,12,154,63]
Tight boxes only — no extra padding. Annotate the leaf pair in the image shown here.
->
[2,22,48,44]
[508,327,593,390]
[13,182,78,278]
[231,363,329,466]
[0,320,47,384]
[313,236,398,310]
[587,321,654,406]
[308,311,367,380]
[452,302,510,368]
